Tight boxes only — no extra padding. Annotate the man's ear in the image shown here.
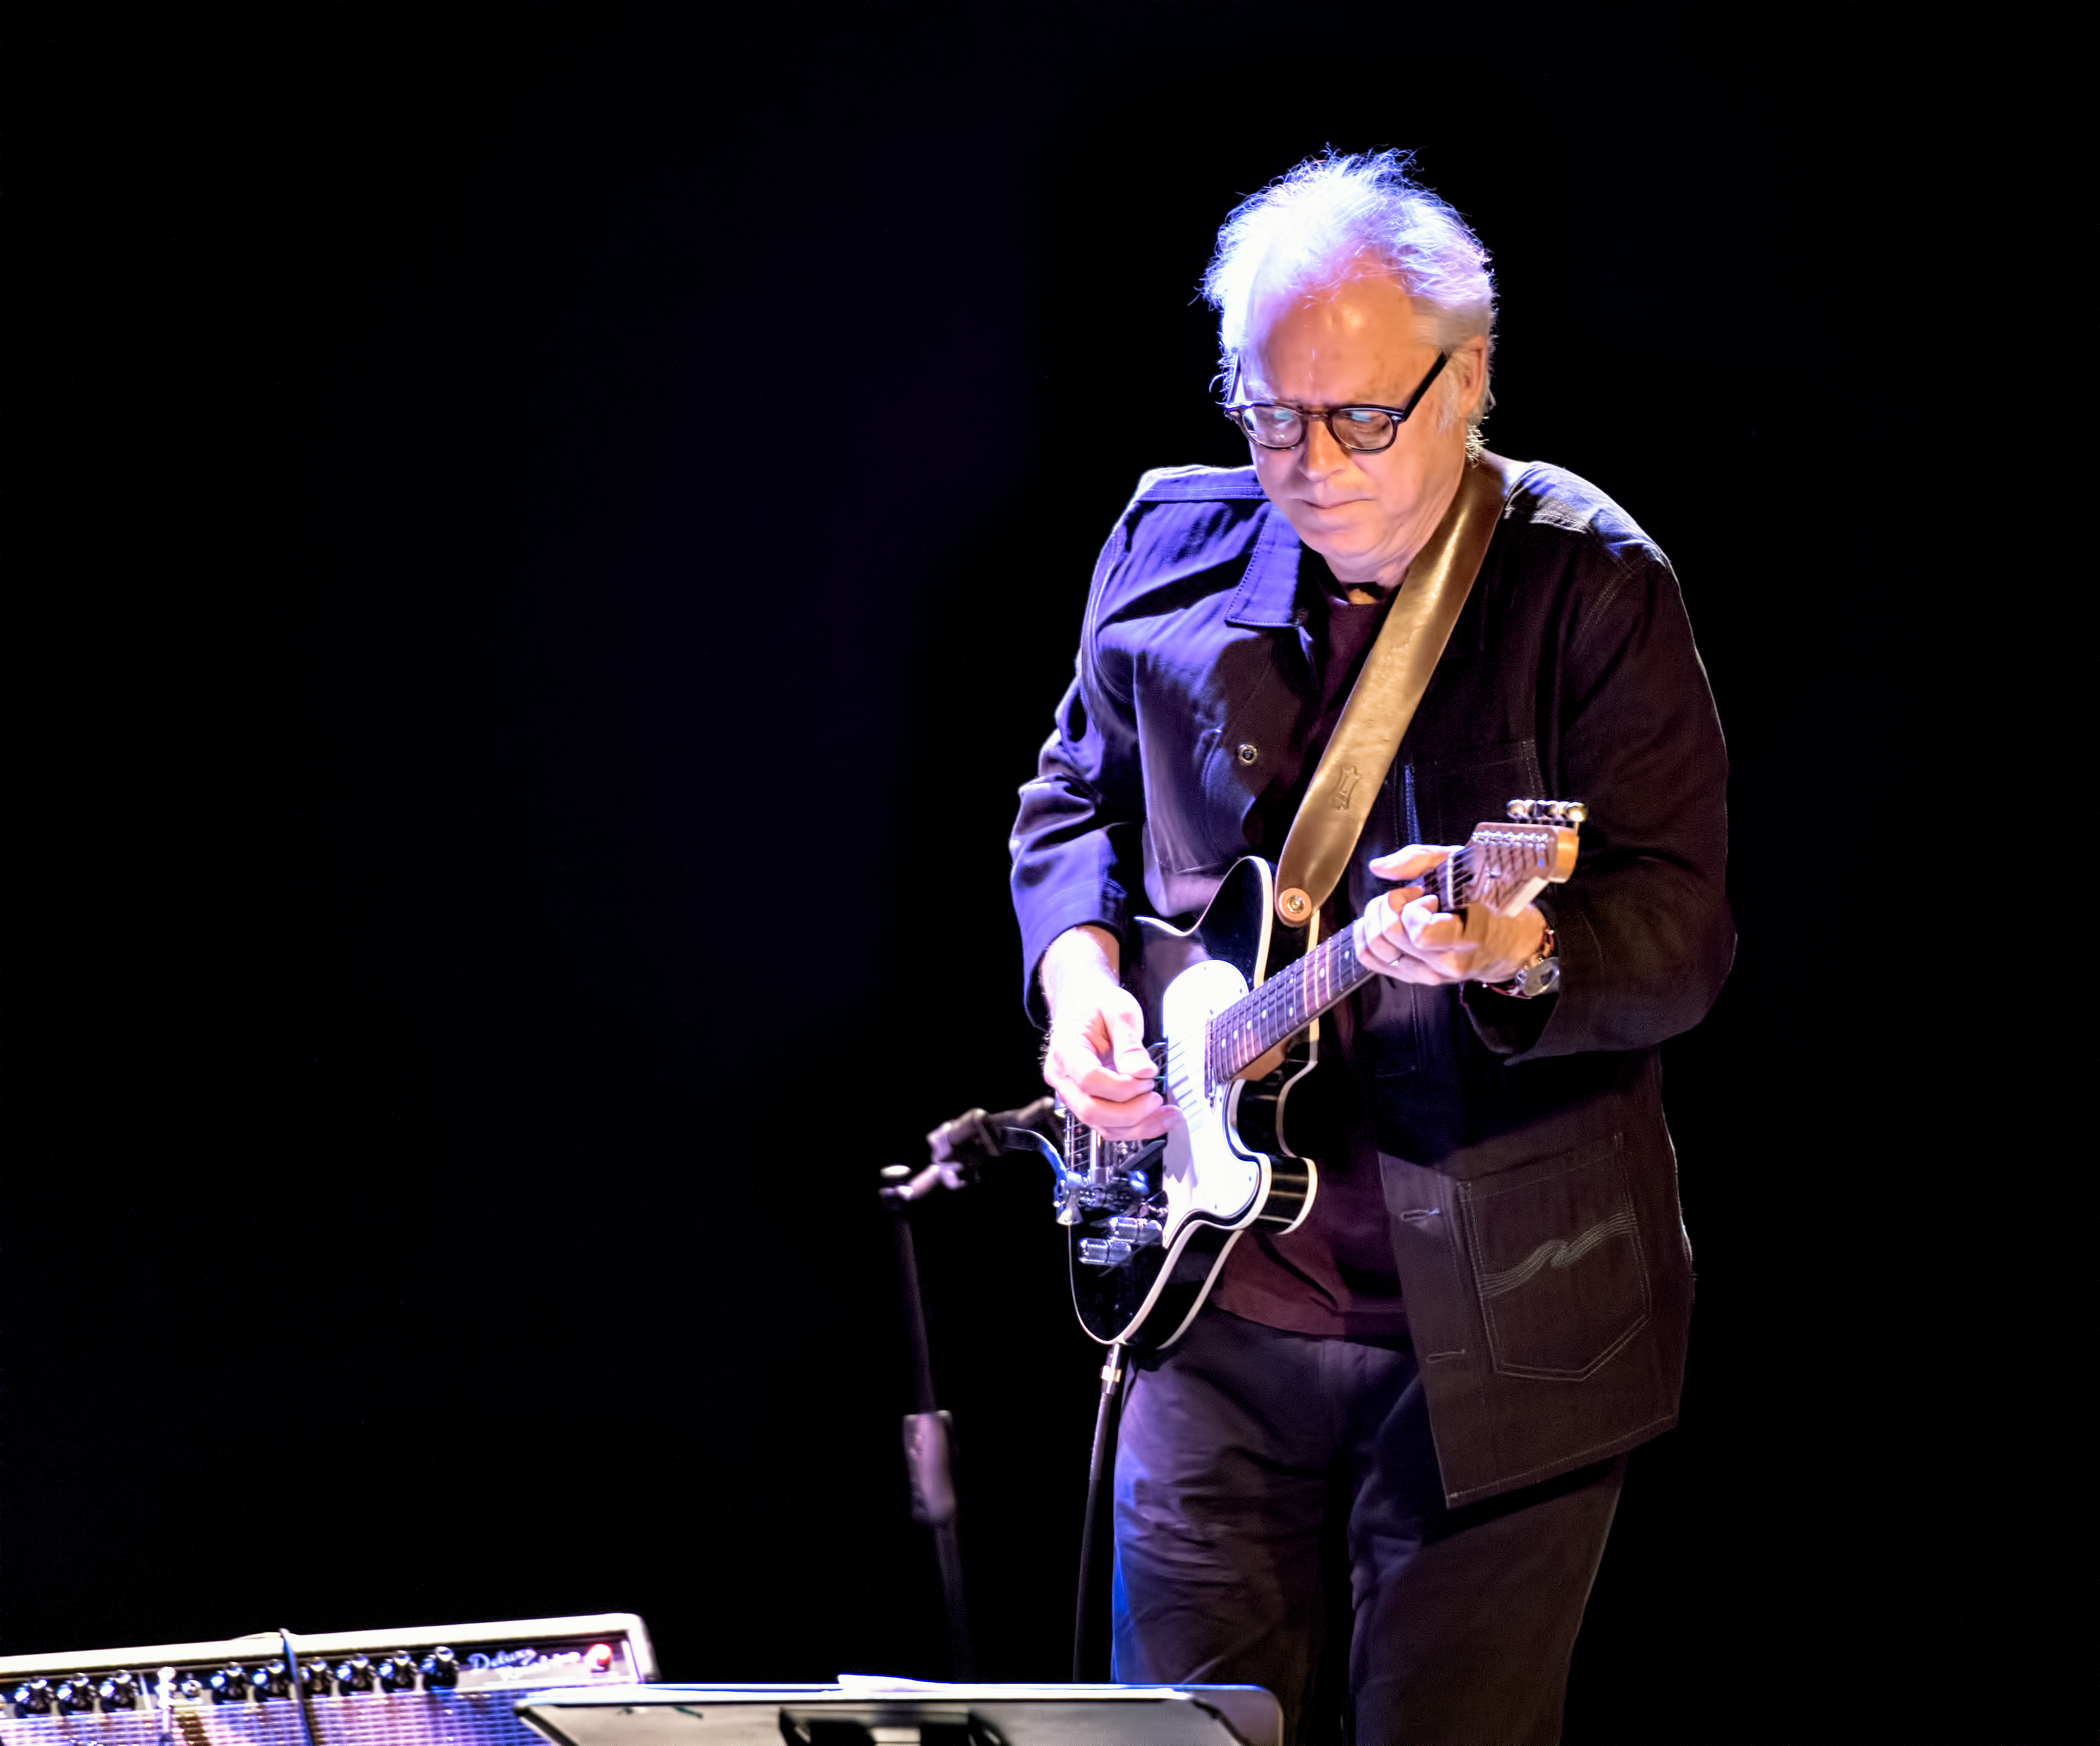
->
[1451,334,1490,420]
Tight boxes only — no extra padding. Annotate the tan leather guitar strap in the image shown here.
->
[1272,453,1519,926]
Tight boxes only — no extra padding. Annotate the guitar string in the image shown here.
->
[1209,839,1555,1077]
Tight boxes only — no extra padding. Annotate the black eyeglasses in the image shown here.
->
[1221,352,1450,453]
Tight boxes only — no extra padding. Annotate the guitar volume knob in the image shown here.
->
[1107,1217,1163,1247]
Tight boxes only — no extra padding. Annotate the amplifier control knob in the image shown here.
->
[249,1663,288,1700]
[333,1658,373,1695]
[179,1678,206,1702]
[55,1677,97,1714]
[375,1655,416,1694]
[299,1662,334,1700]
[98,1674,140,1711]
[12,1680,54,1717]
[419,1649,458,1690]
[209,1666,249,1705]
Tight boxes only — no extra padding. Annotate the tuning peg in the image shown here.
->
[1505,797,1588,826]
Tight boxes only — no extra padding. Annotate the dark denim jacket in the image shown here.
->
[1009,459,1734,1503]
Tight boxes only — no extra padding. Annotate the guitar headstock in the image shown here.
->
[1459,797,1587,918]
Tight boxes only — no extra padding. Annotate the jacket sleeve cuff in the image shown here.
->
[1460,895,1590,1061]
[1490,897,1602,1064]
[1021,887,1131,1027]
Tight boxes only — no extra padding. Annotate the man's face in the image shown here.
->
[1239,268,1483,584]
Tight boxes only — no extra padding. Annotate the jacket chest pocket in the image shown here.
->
[1140,648,1299,879]
[1403,738,1545,845]
[1456,1133,1650,1381]
[1140,720,1230,879]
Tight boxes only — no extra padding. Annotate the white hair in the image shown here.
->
[1202,151,1498,455]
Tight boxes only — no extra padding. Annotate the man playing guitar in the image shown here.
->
[1009,152,1733,1744]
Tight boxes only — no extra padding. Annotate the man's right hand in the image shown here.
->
[1038,924,1174,1142]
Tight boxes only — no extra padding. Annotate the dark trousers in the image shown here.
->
[1111,1309,1625,1746]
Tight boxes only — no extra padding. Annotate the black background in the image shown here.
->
[1,5,2072,1742]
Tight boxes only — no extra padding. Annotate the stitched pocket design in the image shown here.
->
[1403,738,1544,845]
[1458,1133,1650,1381]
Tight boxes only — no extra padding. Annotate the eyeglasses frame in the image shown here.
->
[1220,351,1452,453]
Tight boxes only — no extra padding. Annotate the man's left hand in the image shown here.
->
[1355,844,1547,986]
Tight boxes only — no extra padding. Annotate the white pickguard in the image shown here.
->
[1158,957,1268,1242]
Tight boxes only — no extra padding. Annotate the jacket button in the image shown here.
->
[1236,743,1259,765]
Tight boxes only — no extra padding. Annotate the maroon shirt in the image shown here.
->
[1209,557,1411,1342]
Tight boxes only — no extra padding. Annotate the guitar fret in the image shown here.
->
[1220,888,1463,1082]
[1191,826,1575,1209]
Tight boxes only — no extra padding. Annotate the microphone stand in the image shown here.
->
[879,1096,1056,1683]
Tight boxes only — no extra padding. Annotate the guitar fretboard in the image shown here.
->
[1202,925,1375,1090]
[1201,848,1494,1090]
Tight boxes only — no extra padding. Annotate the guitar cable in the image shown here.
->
[279,1628,322,1746]
[1072,1339,1133,1682]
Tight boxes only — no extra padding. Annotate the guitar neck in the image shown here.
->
[1205,923,1374,1086]
[1203,848,1492,1088]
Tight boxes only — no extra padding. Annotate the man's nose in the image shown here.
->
[1298,415,1350,478]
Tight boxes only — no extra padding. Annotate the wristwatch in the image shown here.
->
[1486,922,1558,1001]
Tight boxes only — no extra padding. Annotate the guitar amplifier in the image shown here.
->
[0,1614,655,1746]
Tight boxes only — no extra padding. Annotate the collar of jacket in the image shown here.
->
[1223,488,1497,658]
[1223,502,1305,629]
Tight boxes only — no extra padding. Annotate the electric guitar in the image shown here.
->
[1037,798,1587,1351]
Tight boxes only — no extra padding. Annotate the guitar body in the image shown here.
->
[1066,857,1321,1351]
[1054,799,1585,1354]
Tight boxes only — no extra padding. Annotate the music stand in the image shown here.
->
[516,1678,1280,1745]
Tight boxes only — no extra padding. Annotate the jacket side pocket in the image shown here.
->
[1457,1133,1649,1381]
